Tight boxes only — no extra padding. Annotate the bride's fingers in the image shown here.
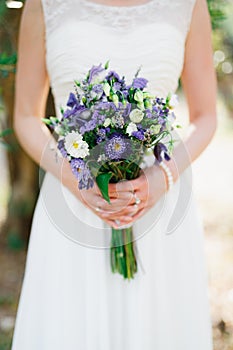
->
[100,203,142,220]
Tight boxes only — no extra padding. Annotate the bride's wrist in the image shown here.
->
[155,157,179,191]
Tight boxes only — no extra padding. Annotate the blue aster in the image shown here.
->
[105,135,130,160]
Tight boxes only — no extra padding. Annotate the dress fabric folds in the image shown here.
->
[12,0,213,349]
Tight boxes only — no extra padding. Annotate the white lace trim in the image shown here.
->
[42,0,196,34]
[42,0,68,34]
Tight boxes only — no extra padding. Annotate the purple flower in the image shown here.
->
[96,128,107,143]
[153,143,170,163]
[71,158,85,179]
[106,70,121,82]
[63,104,86,119]
[96,101,117,112]
[113,82,121,91]
[133,77,148,89]
[70,158,94,190]
[97,128,107,138]
[132,130,145,141]
[122,89,129,99]
[92,84,103,94]
[123,103,131,117]
[145,109,153,118]
[92,84,104,99]
[152,106,159,113]
[58,139,67,158]
[88,64,105,84]
[67,92,79,108]
[105,135,130,160]
[157,116,166,126]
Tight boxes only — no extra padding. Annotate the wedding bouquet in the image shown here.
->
[43,62,178,280]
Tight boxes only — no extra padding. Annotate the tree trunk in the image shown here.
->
[0,7,54,248]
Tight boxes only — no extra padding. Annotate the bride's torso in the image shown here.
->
[41,0,196,117]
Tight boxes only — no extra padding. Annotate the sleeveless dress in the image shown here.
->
[11,1,213,349]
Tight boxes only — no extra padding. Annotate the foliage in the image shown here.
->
[0,128,13,150]
[0,53,17,77]
[207,0,226,29]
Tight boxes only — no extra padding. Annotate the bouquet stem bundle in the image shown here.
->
[111,227,137,279]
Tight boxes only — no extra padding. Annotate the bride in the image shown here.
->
[11,0,216,349]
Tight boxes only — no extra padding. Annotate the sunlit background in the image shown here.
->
[0,1,233,349]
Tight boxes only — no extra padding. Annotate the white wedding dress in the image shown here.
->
[12,0,213,349]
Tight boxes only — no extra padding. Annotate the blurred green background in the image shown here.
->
[0,0,233,349]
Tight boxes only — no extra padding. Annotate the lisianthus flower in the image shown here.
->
[88,64,106,84]
[126,122,138,136]
[169,94,179,108]
[103,118,111,127]
[106,70,121,82]
[64,131,89,158]
[133,77,148,89]
[134,90,144,103]
[150,124,161,135]
[129,109,144,123]
[90,84,103,99]
[66,92,79,108]
[103,82,111,96]
[153,142,170,163]
[132,130,145,141]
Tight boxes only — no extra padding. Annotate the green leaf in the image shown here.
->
[0,128,13,137]
[96,172,112,203]
[41,117,53,125]
[104,60,110,69]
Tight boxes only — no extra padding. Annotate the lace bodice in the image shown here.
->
[41,0,196,117]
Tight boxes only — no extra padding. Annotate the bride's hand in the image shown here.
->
[125,164,167,224]
[79,182,136,228]
[98,164,167,228]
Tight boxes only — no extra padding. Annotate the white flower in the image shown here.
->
[126,122,138,136]
[129,109,144,123]
[112,94,119,107]
[169,94,179,108]
[103,82,111,96]
[134,90,144,103]
[143,92,155,99]
[150,124,161,135]
[64,131,89,158]
[103,118,111,127]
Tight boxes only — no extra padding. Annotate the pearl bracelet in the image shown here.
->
[158,161,174,191]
